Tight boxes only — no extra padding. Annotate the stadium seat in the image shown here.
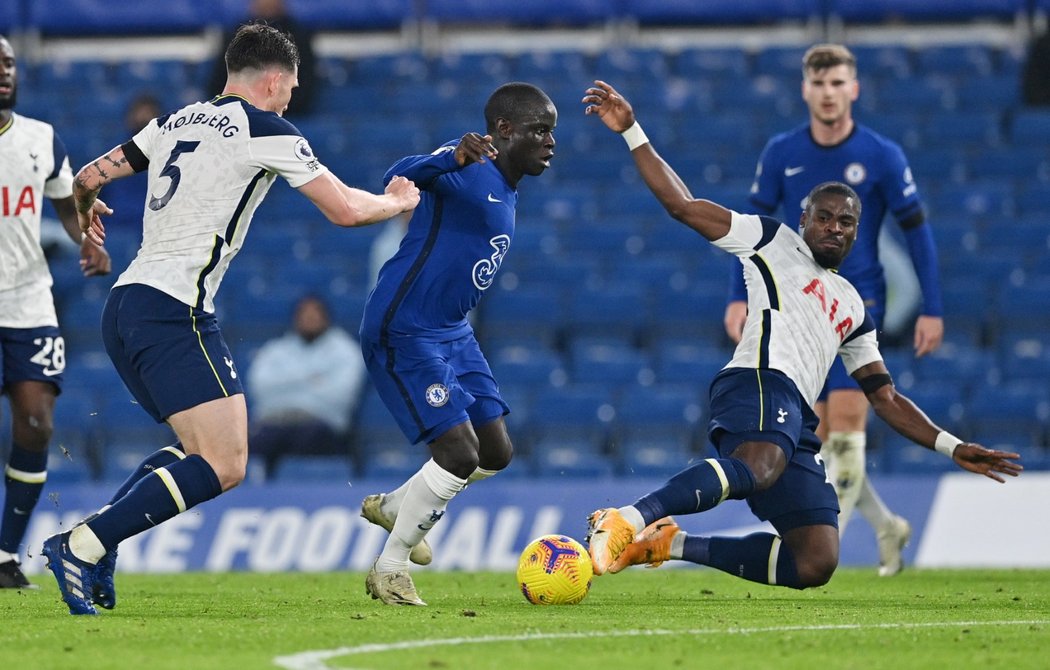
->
[532,437,615,478]
[29,0,209,35]
[834,0,1025,23]
[425,0,613,26]
[1009,110,1050,145]
[272,455,352,482]
[568,341,652,386]
[619,436,695,478]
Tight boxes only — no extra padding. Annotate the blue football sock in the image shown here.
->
[108,443,186,505]
[1,445,48,554]
[87,454,222,551]
[683,532,802,589]
[633,457,757,527]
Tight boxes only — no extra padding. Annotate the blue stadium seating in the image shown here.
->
[28,0,209,35]
[834,0,1025,23]
[10,11,1050,476]
[218,0,411,30]
[425,0,613,26]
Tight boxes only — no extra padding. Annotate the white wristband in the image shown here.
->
[934,431,962,457]
[621,122,649,151]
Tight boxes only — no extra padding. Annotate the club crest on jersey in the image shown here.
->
[473,234,510,290]
[843,162,866,185]
[425,383,450,407]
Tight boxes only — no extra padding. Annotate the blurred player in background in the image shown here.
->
[0,35,111,590]
[581,79,1020,589]
[723,44,944,576]
[359,82,556,606]
[40,23,419,615]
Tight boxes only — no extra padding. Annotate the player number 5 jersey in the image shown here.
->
[114,95,327,312]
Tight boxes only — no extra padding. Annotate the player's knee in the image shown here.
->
[211,454,247,491]
[431,440,480,479]
[794,552,838,588]
[12,412,54,449]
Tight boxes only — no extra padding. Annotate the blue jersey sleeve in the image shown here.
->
[747,140,783,214]
[879,140,923,221]
[384,143,462,192]
[903,223,944,317]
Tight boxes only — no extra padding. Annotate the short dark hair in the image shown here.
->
[806,181,862,216]
[225,22,299,75]
[802,44,857,77]
[483,82,552,133]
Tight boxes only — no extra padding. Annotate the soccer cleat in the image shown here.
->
[360,494,433,565]
[0,559,39,590]
[876,515,912,577]
[585,508,636,576]
[92,549,118,609]
[365,560,427,606]
[41,533,98,615]
[607,516,680,574]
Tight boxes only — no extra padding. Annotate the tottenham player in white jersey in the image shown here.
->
[581,80,1020,589]
[40,23,419,615]
[0,35,111,590]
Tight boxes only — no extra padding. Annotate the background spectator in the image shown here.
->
[247,295,367,478]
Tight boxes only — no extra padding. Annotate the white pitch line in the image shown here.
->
[272,619,1050,670]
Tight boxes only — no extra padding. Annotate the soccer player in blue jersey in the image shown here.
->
[359,82,556,606]
[0,35,111,590]
[581,79,1019,588]
[723,44,943,576]
[40,24,419,615]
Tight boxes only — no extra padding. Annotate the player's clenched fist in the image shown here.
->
[385,175,421,213]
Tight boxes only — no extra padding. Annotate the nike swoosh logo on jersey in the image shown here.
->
[43,368,63,377]
[487,193,502,203]
[784,166,805,176]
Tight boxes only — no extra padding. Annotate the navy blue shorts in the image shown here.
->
[362,331,509,445]
[707,367,838,533]
[0,325,65,394]
[102,284,243,422]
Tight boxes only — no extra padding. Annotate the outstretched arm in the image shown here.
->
[298,172,420,228]
[853,361,1022,482]
[582,80,732,242]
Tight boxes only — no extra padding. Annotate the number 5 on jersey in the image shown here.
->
[149,140,201,211]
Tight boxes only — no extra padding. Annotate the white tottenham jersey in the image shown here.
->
[0,113,74,328]
[713,212,883,407]
[114,95,327,312]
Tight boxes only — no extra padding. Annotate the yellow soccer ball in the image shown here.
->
[516,534,593,605]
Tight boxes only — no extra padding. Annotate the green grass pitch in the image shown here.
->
[4,568,1048,669]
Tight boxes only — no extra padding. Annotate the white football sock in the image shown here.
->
[375,459,465,573]
[69,524,106,563]
[856,476,895,528]
[378,473,417,519]
[467,466,499,485]
[825,431,866,536]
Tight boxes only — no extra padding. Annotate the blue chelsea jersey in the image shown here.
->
[748,122,924,294]
[362,140,518,343]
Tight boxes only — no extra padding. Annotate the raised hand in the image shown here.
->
[455,132,498,166]
[952,443,1023,483]
[582,80,636,133]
